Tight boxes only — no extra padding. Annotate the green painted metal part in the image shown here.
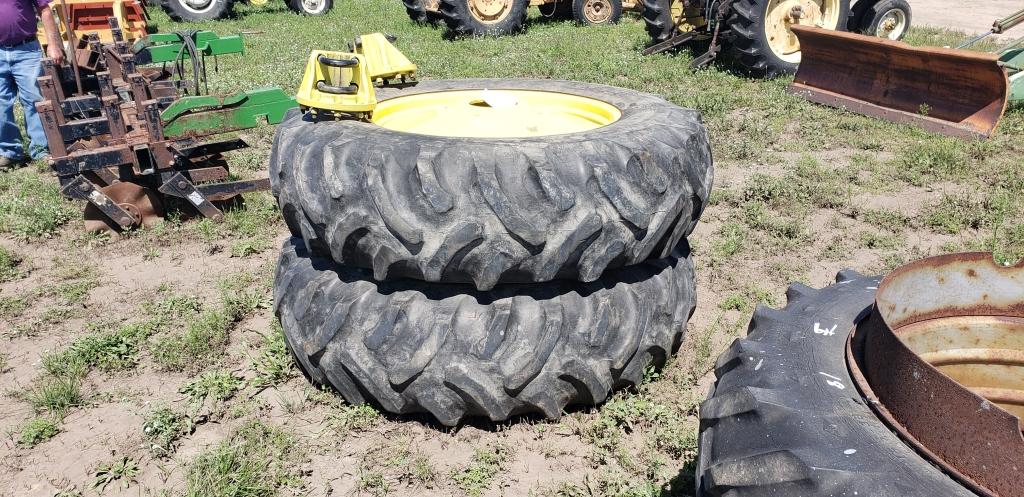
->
[134,31,245,64]
[161,87,298,138]
[999,47,1024,105]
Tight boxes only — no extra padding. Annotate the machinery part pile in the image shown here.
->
[35,18,297,233]
[695,253,1023,497]
[271,38,714,425]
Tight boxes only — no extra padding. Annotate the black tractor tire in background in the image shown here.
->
[725,0,851,77]
[286,0,332,15]
[696,271,976,496]
[572,0,623,25]
[857,0,911,40]
[270,79,713,291]
[275,236,696,426]
[641,0,678,42]
[162,0,231,20]
[439,0,530,36]
[538,0,573,20]
[405,0,443,23]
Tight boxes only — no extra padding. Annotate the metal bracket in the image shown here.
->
[157,172,224,221]
[61,175,138,230]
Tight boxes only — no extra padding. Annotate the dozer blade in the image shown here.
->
[787,25,1010,139]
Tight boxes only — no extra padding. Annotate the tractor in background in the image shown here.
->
[405,0,640,36]
[641,0,911,77]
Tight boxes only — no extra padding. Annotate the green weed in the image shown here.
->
[0,246,25,282]
[452,444,511,497]
[26,374,83,418]
[184,421,304,497]
[143,406,191,456]
[180,370,244,403]
[0,169,75,239]
[18,416,59,446]
[251,323,296,387]
[93,457,139,492]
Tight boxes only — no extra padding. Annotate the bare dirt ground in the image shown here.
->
[912,0,1019,37]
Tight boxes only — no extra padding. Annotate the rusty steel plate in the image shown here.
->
[788,26,1010,139]
[83,182,164,234]
[848,252,1024,497]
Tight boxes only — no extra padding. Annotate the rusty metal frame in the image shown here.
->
[848,253,1024,497]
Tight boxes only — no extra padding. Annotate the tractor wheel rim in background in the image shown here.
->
[301,0,327,13]
[583,0,611,23]
[875,8,907,40]
[469,0,513,23]
[764,0,841,63]
[369,89,622,138]
[181,0,217,13]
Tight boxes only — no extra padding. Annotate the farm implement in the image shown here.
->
[788,8,1024,139]
[35,20,297,233]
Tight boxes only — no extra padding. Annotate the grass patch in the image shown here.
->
[0,295,29,320]
[452,444,511,497]
[184,420,304,497]
[92,456,139,492]
[151,308,232,372]
[0,168,75,239]
[0,246,25,282]
[328,403,380,435]
[18,416,59,446]
[143,405,191,456]
[251,323,296,387]
[45,321,156,373]
[180,370,244,403]
[26,374,83,418]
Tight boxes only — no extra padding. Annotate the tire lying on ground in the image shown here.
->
[274,236,696,426]
[696,271,976,496]
[270,79,713,291]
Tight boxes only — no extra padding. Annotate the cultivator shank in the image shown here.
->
[36,20,296,232]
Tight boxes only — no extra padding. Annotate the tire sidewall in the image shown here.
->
[750,0,851,76]
[641,0,677,42]
[288,0,332,15]
[166,0,231,20]
[863,0,911,40]
[446,0,529,35]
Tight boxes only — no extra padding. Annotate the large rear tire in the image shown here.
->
[405,0,443,23]
[725,0,851,77]
[270,79,713,291]
[162,0,231,20]
[696,272,976,496]
[641,0,680,42]
[275,236,696,426]
[439,0,530,36]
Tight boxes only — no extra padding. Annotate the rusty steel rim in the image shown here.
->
[469,0,513,23]
[848,252,1024,497]
[83,182,164,234]
[583,0,611,23]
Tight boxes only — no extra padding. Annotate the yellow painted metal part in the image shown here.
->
[353,33,417,83]
[370,89,621,138]
[765,0,842,63]
[295,51,377,115]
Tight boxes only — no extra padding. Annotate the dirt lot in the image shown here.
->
[0,2,1021,497]
[913,0,1019,36]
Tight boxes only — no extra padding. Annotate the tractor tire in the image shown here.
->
[270,79,713,291]
[725,0,851,77]
[641,0,678,42]
[405,0,443,23]
[538,0,572,20]
[857,0,911,40]
[162,0,231,21]
[572,0,622,25]
[286,0,332,15]
[695,271,976,497]
[274,236,696,426]
[439,0,530,36]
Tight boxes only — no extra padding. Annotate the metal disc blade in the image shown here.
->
[83,182,164,234]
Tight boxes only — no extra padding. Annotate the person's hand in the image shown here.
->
[47,43,65,65]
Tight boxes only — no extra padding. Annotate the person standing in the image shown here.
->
[1,0,64,170]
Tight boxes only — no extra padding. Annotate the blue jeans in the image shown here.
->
[0,39,47,161]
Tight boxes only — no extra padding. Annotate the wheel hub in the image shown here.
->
[765,0,840,63]
[875,8,907,40]
[183,0,213,10]
[469,0,512,23]
[584,0,611,23]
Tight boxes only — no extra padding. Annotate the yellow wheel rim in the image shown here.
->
[583,0,612,23]
[371,90,622,138]
[765,0,841,64]
[469,0,513,23]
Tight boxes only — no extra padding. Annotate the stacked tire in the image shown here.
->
[269,78,714,426]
